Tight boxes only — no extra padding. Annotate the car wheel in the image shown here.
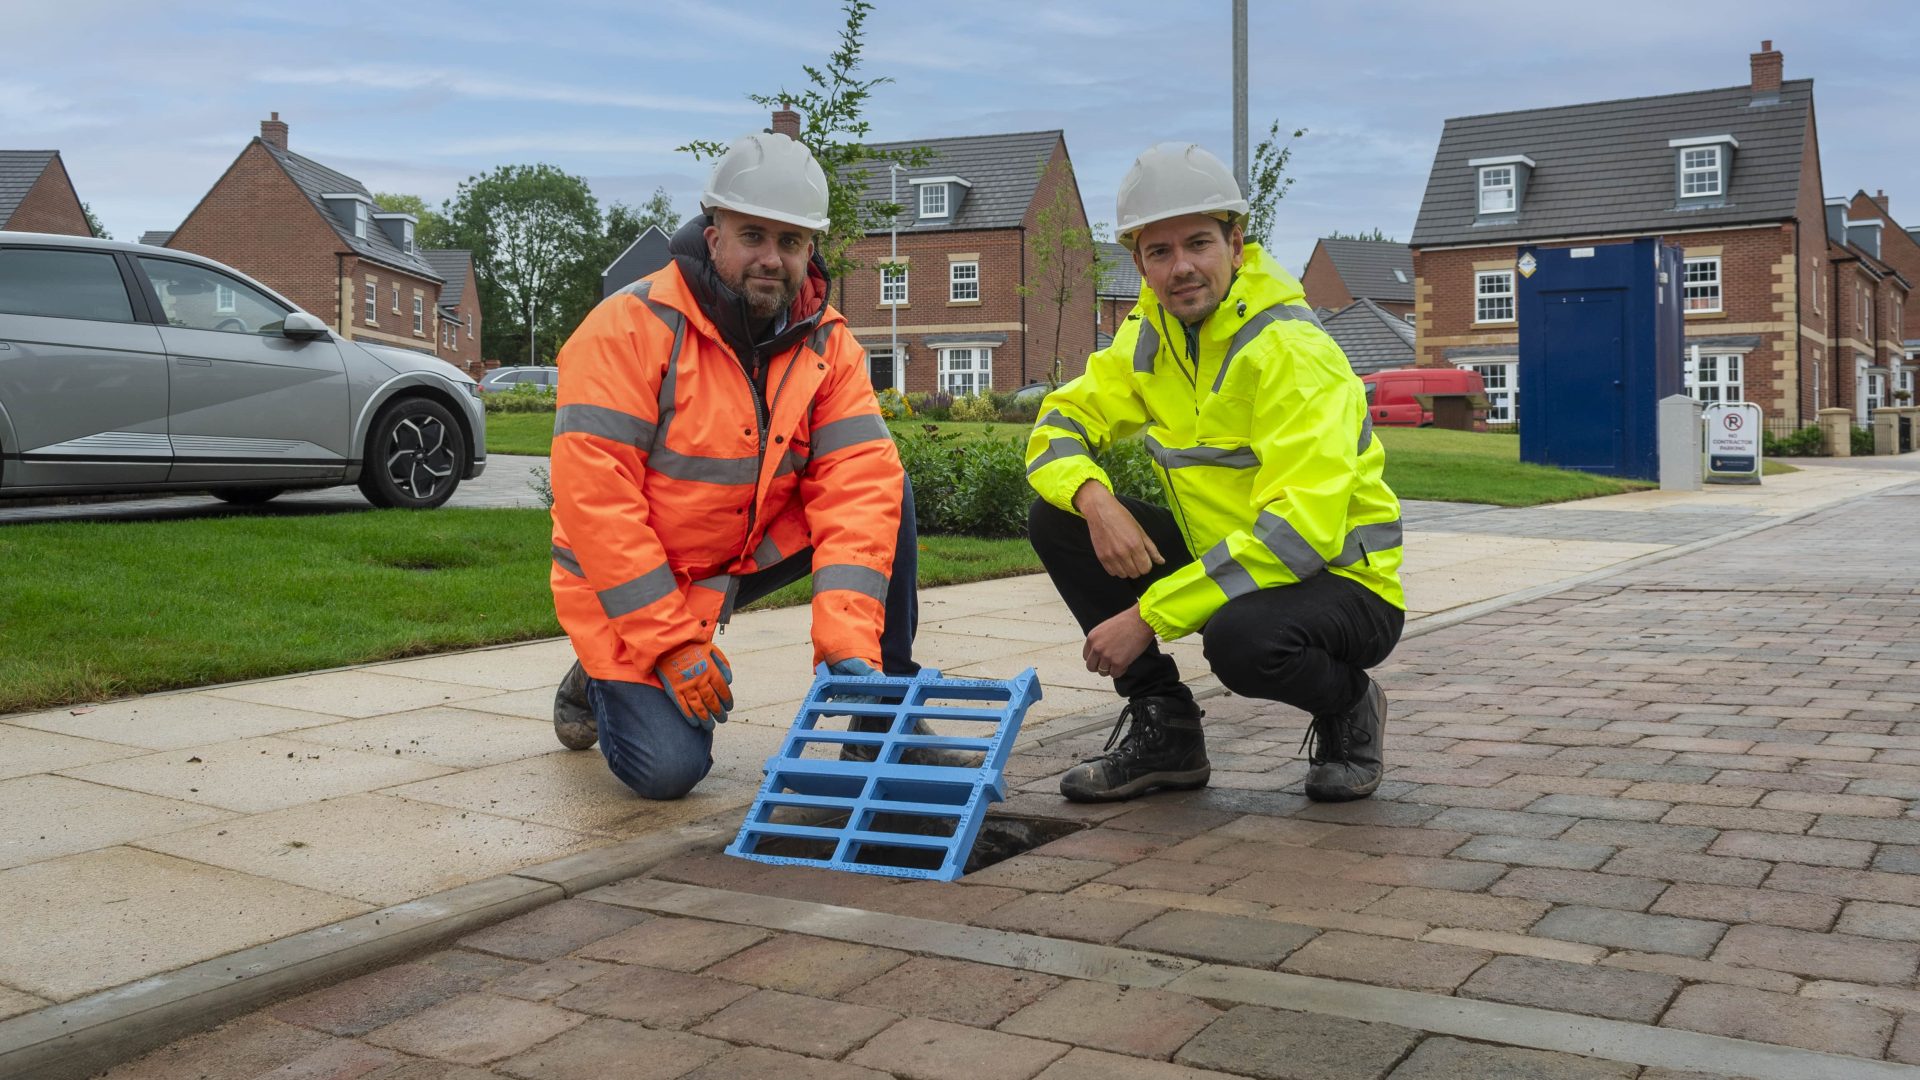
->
[358,397,464,509]
[213,486,285,505]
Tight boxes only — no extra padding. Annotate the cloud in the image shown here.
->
[0,80,111,132]
[251,66,756,116]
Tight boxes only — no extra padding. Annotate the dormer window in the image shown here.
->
[1681,147,1721,197]
[1479,167,1515,213]
[920,184,948,218]
[909,175,972,224]
[1669,135,1736,204]
[353,201,369,239]
[402,220,415,254]
[1467,156,1533,219]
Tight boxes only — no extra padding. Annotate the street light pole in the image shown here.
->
[889,162,900,391]
[1233,0,1248,193]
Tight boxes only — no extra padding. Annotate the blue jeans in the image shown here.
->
[589,479,921,800]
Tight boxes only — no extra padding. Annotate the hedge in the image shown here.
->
[896,431,1163,538]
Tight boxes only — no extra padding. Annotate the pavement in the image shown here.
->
[6,456,1920,1078]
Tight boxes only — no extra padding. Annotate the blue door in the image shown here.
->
[1540,291,1625,473]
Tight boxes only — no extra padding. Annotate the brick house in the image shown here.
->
[1839,190,1920,410]
[420,249,485,376]
[0,150,90,236]
[1409,42,1841,429]
[1301,238,1415,322]
[832,122,1095,395]
[159,114,480,367]
[1094,240,1142,350]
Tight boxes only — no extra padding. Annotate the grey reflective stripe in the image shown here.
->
[649,448,759,485]
[1212,304,1323,393]
[773,448,808,477]
[1038,409,1089,442]
[810,413,888,458]
[1202,542,1259,601]
[551,545,584,577]
[692,573,741,624]
[1255,510,1327,580]
[752,534,783,567]
[813,563,888,602]
[553,403,656,447]
[1145,434,1259,470]
[1359,411,1374,455]
[597,563,678,619]
[1333,518,1405,567]
[1132,321,1160,373]
[807,321,833,354]
[1026,436,1091,476]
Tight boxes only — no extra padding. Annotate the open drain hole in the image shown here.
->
[747,813,1086,876]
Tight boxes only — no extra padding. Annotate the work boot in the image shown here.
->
[552,660,598,751]
[840,715,982,768]
[1059,696,1209,803]
[1303,677,1387,802]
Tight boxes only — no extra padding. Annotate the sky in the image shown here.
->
[8,0,1917,276]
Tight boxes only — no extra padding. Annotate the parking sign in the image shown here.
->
[1702,402,1762,484]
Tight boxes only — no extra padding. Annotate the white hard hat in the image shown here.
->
[700,132,831,233]
[1115,142,1249,249]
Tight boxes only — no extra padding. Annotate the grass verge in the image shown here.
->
[486,411,558,456]
[0,510,1038,714]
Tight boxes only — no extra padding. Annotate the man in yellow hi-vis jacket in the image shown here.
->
[1026,143,1405,804]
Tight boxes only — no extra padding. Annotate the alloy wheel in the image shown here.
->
[385,415,456,499]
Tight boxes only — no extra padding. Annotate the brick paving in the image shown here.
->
[95,484,1920,1077]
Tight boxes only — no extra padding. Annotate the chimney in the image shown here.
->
[261,111,288,150]
[1876,189,1889,215]
[1750,40,1783,95]
[770,103,801,141]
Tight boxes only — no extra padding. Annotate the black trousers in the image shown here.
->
[1028,496,1404,719]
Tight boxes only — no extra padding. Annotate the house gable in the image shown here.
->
[0,150,89,236]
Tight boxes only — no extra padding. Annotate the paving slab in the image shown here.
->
[0,774,233,870]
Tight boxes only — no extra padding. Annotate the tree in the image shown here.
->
[1018,157,1101,386]
[442,165,599,365]
[679,0,925,278]
[1327,227,1398,242]
[1244,120,1306,249]
[371,192,452,249]
[80,202,109,240]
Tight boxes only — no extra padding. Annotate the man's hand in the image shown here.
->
[656,642,733,731]
[1075,481,1165,579]
[1084,606,1156,679]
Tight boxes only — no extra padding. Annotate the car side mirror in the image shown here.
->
[282,311,329,340]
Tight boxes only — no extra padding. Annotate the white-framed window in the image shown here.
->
[1475,270,1515,323]
[949,260,979,302]
[1404,312,1417,325]
[937,346,992,396]
[363,281,376,324]
[214,284,237,313]
[402,221,415,255]
[466,315,472,338]
[1685,352,1743,403]
[412,296,425,334]
[1866,371,1886,413]
[919,184,948,218]
[1898,362,1914,400]
[1682,256,1721,313]
[1681,146,1721,197]
[391,285,400,313]
[353,201,370,239]
[1460,360,1517,424]
[880,264,907,305]
[1478,166,1516,214]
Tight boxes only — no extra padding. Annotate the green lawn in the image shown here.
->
[1374,427,1654,505]
[487,411,558,456]
[0,509,1037,713]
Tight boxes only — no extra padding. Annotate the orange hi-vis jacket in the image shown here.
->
[549,253,904,686]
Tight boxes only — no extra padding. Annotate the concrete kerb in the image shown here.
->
[9,484,1906,1077]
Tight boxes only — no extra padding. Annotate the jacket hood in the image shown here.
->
[668,214,832,368]
[1133,242,1307,329]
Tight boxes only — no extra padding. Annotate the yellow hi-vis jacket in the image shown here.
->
[1025,243,1405,640]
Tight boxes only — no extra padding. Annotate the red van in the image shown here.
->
[1361,368,1486,427]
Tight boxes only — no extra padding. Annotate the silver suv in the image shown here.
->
[0,232,485,509]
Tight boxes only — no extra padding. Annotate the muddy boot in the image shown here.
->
[840,715,981,768]
[1303,677,1386,802]
[552,660,599,751]
[1058,696,1209,803]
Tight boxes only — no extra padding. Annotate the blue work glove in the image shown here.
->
[829,657,879,680]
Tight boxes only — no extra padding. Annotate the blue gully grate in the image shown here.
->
[726,664,1041,882]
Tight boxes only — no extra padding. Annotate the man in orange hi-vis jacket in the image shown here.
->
[547,131,919,800]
